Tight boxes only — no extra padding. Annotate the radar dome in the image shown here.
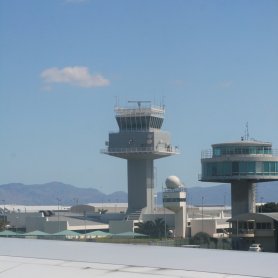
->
[165,176,181,189]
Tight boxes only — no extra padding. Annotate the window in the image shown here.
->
[213,148,221,157]
[256,222,272,229]
[163,198,186,202]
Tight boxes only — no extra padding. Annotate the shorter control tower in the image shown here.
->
[102,101,178,217]
[163,176,186,238]
[200,140,278,217]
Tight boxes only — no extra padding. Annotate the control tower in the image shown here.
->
[102,101,178,216]
[200,140,278,217]
[163,176,187,238]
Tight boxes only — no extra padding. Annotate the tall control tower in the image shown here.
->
[102,101,178,216]
[200,140,278,217]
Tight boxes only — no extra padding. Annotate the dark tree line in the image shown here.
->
[259,202,278,213]
[0,220,6,231]
[135,218,169,238]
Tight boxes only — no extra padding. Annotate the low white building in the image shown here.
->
[190,218,230,238]
[5,206,109,233]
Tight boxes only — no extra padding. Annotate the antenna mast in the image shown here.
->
[244,122,249,141]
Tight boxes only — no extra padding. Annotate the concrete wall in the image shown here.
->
[25,216,68,233]
[43,220,68,233]
[174,208,186,238]
[109,220,135,233]
[7,212,43,229]
[191,219,218,237]
[109,131,153,149]
[25,216,45,232]
[231,181,256,217]
[109,131,171,150]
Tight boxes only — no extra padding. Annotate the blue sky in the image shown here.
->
[0,0,277,194]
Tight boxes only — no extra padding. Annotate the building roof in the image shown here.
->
[46,213,109,230]
[212,140,272,147]
[261,213,278,221]
[228,212,278,222]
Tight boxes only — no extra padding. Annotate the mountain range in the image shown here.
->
[0,181,278,206]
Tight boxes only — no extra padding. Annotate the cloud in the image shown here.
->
[41,66,110,88]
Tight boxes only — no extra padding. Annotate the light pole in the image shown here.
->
[153,166,157,213]
[201,196,204,234]
[57,198,61,232]
[163,184,167,239]
[15,216,18,233]
[115,198,118,213]
[2,200,5,222]
[84,211,87,239]
[73,198,79,206]
[260,197,264,213]
[164,206,167,239]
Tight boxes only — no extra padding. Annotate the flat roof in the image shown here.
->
[0,238,277,277]
[228,212,278,222]
[46,214,109,230]
[212,141,272,147]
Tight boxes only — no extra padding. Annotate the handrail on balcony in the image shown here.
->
[115,106,165,118]
[199,171,278,180]
[101,145,180,154]
[201,149,278,158]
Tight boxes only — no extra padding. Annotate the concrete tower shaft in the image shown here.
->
[102,102,178,215]
[200,140,278,217]
[163,187,187,238]
[231,181,256,217]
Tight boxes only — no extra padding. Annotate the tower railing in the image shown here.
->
[163,187,186,193]
[201,149,278,159]
[115,106,165,118]
[199,171,278,181]
[101,145,180,155]
[108,129,170,134]
[201,150,213,159]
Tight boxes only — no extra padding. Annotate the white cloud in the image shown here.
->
[41,66,110,88]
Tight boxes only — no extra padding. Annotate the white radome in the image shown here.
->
[165,176,181,189]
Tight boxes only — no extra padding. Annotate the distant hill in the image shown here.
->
[0,182,127,205]
[185,181,278,206]
[0,181,278,206]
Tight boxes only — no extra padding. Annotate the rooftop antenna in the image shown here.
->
[244,122,249,141]
[162,96,165,110]
[114,96,119,108]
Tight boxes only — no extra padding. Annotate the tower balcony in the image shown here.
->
[200,141,278,183]
[101,145,179,159]
[199,172,278,183]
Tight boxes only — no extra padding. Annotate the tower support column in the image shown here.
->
[174,208,186,238]
[127,159,154,213]
[231,181,256,217]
